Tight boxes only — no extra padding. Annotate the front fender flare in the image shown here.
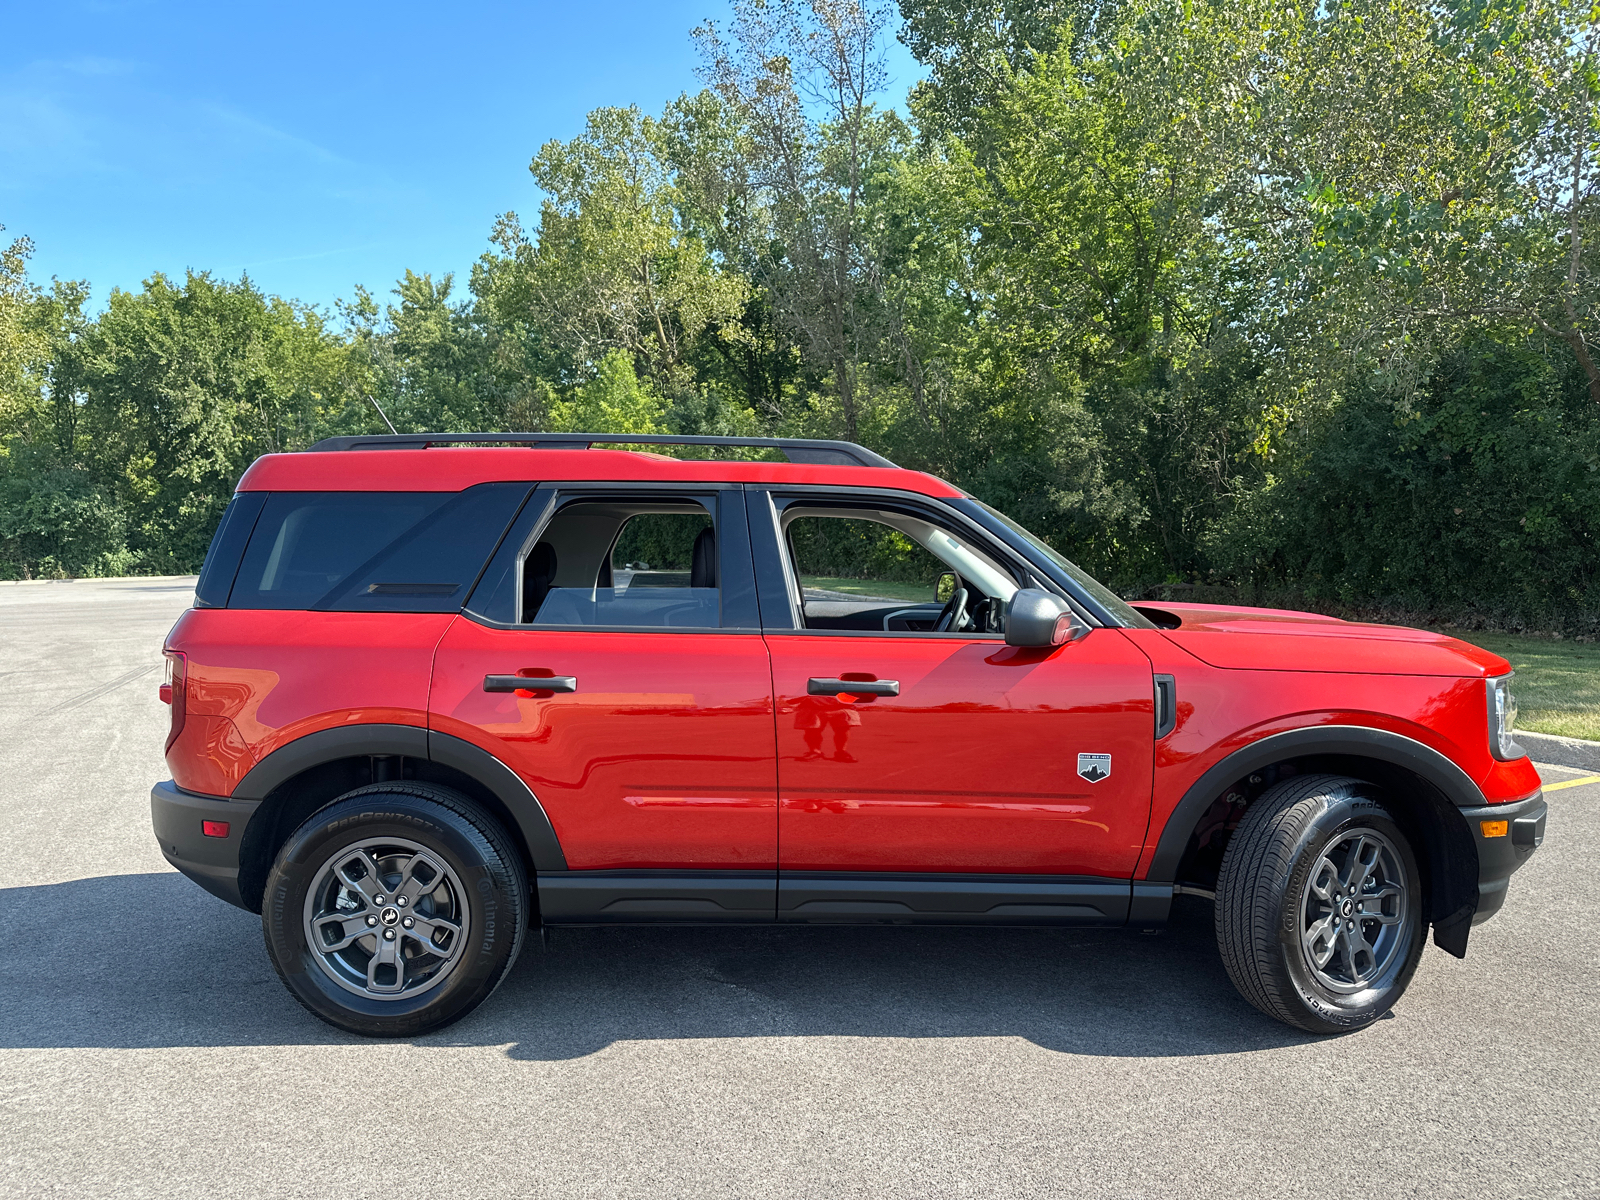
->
[1145,724,1484,956]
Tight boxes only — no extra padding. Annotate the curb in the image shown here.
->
[1518,729,1600,773]
[0,575,197,588]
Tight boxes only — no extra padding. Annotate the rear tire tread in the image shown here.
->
[264,781,527,1037]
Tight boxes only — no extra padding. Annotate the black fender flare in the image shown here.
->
[1147,724,1485,881]
[1145,724,1484,955]
[232,723,568,872]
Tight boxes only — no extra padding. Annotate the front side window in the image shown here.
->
[521,499,720,628]
[780,505,1019,635]
[963,497,1153,629]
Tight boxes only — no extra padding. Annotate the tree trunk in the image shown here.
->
[1562,325,1600,405]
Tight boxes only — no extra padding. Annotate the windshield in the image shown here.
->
[967,498,1155,629]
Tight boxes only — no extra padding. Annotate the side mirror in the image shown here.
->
[935,571,958,604]
[1005,588,1087,647]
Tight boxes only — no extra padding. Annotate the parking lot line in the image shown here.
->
[1542,773,1600,792]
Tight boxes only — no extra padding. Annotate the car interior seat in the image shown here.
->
[690,526,716,589]
[521,541,558,621]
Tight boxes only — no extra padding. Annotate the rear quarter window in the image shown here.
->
[194,492,266,608]
[228,485,529,611]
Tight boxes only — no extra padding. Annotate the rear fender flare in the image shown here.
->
[232,722,567,872]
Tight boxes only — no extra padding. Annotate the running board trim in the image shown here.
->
[536,870,1153,927]
[779,872,1129,925]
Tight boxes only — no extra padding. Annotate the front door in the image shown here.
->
[430,486,777,921]
[754,493,1155,887]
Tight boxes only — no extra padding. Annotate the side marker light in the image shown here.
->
[1480,820,1509,838]
[202,820,230,838]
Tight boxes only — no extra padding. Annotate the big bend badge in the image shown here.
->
[1077,752,1112,783]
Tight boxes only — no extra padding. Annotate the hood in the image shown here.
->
[1130,602,1510,677]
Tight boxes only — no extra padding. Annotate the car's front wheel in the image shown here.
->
[1216,774,1425,1034]
[262,783,527,1037]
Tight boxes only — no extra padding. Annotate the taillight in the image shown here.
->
[163,650,188,751]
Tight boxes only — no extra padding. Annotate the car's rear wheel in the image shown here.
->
[1215,774,1424,1034]
[262,783,526,1037]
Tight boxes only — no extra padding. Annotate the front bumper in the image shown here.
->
[151,780,259,911]
[1462,790,1547,925]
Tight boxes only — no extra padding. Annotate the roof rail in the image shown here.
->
[303,431,898,468]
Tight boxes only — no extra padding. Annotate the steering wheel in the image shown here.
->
[934,584,969,633]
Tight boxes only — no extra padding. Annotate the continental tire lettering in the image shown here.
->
[269,885,291,953]
[478,876,497,953]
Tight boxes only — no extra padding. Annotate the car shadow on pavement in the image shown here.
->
[0,873,1318,1058]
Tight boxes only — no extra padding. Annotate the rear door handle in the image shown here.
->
[484,674,578,693]
[807,678,899,696]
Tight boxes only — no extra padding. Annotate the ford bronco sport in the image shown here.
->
[151,432,1547,1037]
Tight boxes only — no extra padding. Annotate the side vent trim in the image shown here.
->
[1154,674,1177,739]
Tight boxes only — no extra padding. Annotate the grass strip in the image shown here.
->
[1441,629,1600,742]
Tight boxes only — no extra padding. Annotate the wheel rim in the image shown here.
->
[1299,827,1410,995]
[302,836,469,1001]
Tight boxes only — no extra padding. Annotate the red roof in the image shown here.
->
[236,448,964,497]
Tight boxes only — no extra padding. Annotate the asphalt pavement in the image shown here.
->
[1,577,1595,1198]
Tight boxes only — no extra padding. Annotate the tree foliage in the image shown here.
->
[2,0,1597,628]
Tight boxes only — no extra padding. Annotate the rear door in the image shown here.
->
[430,484,777,922]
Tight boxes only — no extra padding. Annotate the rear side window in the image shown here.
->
[228,485,528,611]
[522,498,719,628]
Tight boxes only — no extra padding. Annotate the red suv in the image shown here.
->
[152,432,1546,1037]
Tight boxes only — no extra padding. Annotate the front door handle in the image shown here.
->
[807,677,899,697]
[484,674,578,694]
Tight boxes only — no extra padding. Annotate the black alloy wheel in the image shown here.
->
[262,782,527,1037]
[1215,774,1426,1034]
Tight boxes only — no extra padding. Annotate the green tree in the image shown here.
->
[0,230,47,440]
[545,349,671,434]
[898,0,1117,144]
[697,0,914,440]
[339,272,506,434]
[71,272,356,571]
[1292,0,1600,401]
[480,105,749,399]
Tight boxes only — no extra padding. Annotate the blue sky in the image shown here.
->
[1,1,922,313]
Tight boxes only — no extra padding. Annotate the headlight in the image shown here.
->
[1487,674,1524,761]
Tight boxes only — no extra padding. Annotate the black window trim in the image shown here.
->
[198,490,267,609]
[745,484,1099,639]
[944,496,1133,628]
[461,481,762,635]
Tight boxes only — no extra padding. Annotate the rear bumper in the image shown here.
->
[150,780,259,911]
[1462,791,1547,925]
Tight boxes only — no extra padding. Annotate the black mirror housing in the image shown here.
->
[1005,588,1087,647]
[934,571,957,604]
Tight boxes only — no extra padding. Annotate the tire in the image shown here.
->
[262,782,527,1037]
[1215,774,1425,1034]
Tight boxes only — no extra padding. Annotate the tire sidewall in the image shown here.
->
[1276,791,1424,1031]
[264,790,521,1036]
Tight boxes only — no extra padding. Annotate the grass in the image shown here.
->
[1442,629,1600,742]
[1135,583,1600,741]
[798,575,936,603]
[795,581,1600,741]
